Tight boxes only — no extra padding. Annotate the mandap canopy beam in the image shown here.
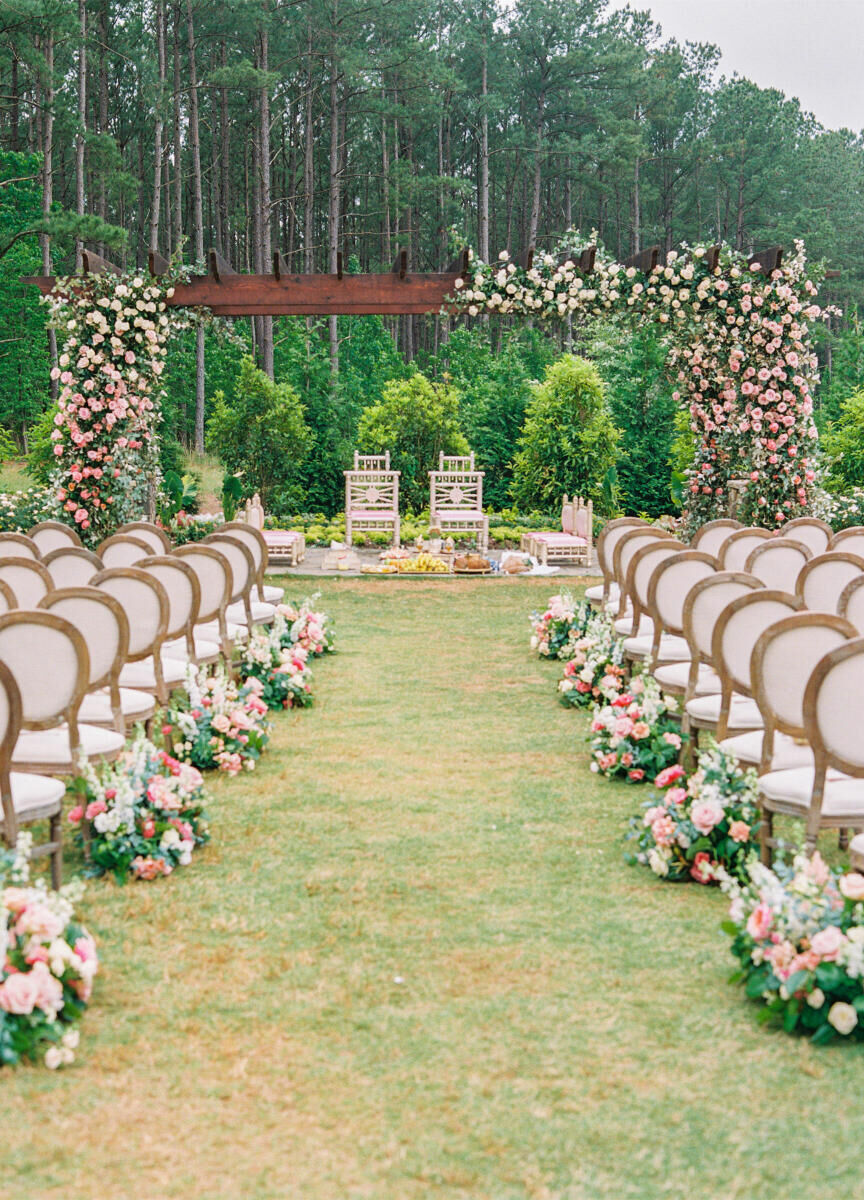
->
[23,242,794,317]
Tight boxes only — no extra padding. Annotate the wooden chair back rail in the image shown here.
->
[0,557,52,608]
[39,587,129,692]
[429,473,484,512]
[681,572,762,703]
[796,551,864,613]
[646,551,718,655]
[612,529,676,618]
[354,452,390,471]
[27,520,84,555]
[594,517,647,599]
[781,515,833,558]
[0,533,41,561]
[0,611,90,740]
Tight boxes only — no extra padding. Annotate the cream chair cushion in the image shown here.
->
[718,730,815,770]
[758,767,864,817]
[622,633,689,661]
[162,635,221,662]
[119,655,188,691]
[194,620,247,643]
[225,599,276,626]
[686,693,763,729]
[614,614,653,637]
[653,662,721,695]
[254,584,283,604]
[13,722,125,767]
[79,687,155,724]
[0,773,66,822]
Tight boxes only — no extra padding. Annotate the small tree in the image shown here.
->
[357,372,469,511]
[511,355,620,513]
[206,356,309,507]
[823,387,864,491]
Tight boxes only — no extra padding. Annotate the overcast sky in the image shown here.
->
[614,0,864,132]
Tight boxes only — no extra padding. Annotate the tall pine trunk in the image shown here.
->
[258,26,274,378]
[149,0,166,253]
[75,0,87,271]
[186,0,205,453]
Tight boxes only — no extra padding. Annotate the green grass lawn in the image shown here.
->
[1,578,861,1200]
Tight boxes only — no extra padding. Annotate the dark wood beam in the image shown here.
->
[148,249,170,277]
[336,250,343,280]
[703,245,721,273]
[748,247,783,274]
[81,249,120,275]
[624,245,660,273]
[515,245,534,270]
[273,251,289,280]
[445,248,470,276]
[208,248,235,282]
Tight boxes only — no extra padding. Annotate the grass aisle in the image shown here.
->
[2,578,862,1199]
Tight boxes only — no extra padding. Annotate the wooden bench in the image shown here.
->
[429,452,488,551]
[345,452,401,547]
[243,493,306,566]
[521,495,593,566]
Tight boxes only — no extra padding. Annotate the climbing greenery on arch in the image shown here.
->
[448,238,829,532]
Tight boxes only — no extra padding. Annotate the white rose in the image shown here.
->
[806,988,825,1009]
[45,1046,63,1070]
[828,1002,858,1036]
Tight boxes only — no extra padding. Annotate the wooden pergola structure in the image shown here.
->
[25,242,802,317]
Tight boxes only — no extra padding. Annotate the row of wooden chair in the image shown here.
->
[589,515,864,865]
[0,519,285,886]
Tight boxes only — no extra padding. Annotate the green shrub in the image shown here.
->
[510,355,620,513]
[357,373,469,511]
[823,387,864,491]
[207,356,310,507]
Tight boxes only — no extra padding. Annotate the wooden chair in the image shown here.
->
[0,660,66,888]
[627,550,717,668]
[204,533,275,628]
[663,572,761,706]
[139,556,219,667]
[0,533,41,560]
[781,515,833,558]
[797,552,864,613]
[526,496,593,567]
[611,528,677,636]
[94,567,181,704]
[838,576,864,633]
[115,521,172,554]
[345,460,401,548]
[758,637,864,859]
[28,520,83,556]
[828,526,864,558]
[690,518,742,558]
[173,544,237,661]
[242,494,305,569]
[220,519,284,604]
[744,537,811,593]
[43,547,103,590]
[585,517,647,610]
[620,542,693,665]
[719,527,772,573]
[720,612,856,776]
[97,533,152,569]
[0,610,125,779]
[0,558,52,608]
[429,459,488,551]
[686,590,804,744]
[39,587,154,733]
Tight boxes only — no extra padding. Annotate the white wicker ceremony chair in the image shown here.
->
[719,527,772,573]
[796,552,864,613]
[664,572,761,705]
[173,544,237,660]
[115,521,172,554]
[744,537,811,593]
[690,518,742,558]
[43,546,102,590]
[758,637,864,860]
[686,589,804,743]
[0,533,41,560]
[611,528,677,636]
[828,526,864,558]
[39,587,154,733]
[585,517,647,610]
[0,610,125,779]
[628,550,718,670]
[93,567,182,704]
[204,533,275,628]
[27,520,83,555]
[0,660,66,888]
[720,611,857,776]
[0,557,52,608]
[621,543,697,666]
[344,455,401,548]
[428,459,489,551]
[97,533,152,569]
[139,556,218,667]
[781,515,833,558]
[218,520,283,605]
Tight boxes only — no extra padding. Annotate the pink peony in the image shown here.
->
[655,764,686,789]
[729,820,751,843]
[0,970,40,1015]
[810,926,846,961]
[691,799,723,835]
[746,902,773,940]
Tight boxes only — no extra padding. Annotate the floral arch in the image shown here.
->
[35,237,828,543]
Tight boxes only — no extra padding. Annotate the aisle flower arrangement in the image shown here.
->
[70,733,210,882]
[557,611,626,708]
[0,834,98,1068]
[241,618,314,711]
[722,850,864,1043]
[167,664,270,775]
[530,592,590,659]
[277,596,335,657]
[627,742,760,882]
[589,671,684,782]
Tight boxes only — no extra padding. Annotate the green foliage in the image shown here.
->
[25,405,57,484]
[822,387,864,491]
[816,311,864,429]
[589,323,678,516]
[510,355,620,513]
[431,326,558,507]
[206,356,310,507]
[221,471,244,520]
[158,471,200,523]
[357,372,470,511]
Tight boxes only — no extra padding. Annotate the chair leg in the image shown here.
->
[759,807,773,866]
[49,812,63,889]
[839,828,849,851]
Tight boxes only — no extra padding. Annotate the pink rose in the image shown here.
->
[655,764,686,789]
[729,820,750,843]
[0,971,40,1014]
[810,926,846,961]
[632,722,651,740]
[691,799,723,836]
[746,902,773,940]
[840,873,864,902]
[666,787,687,806]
